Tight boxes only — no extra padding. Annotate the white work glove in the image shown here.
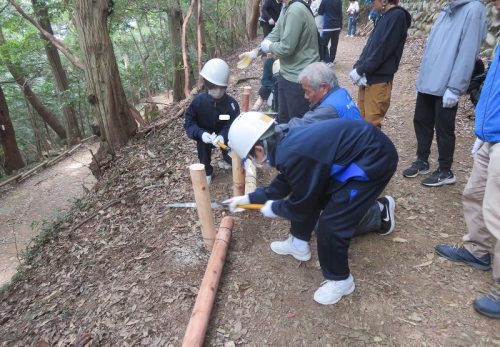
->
[201,132,214,144]
[223,195,250,212]
[260,200,278,218]
[269,18,275,25]
[239,50,258,61]
[357,74,368,87]
[442,89,459,108]
[212,134,224,148]
[471,137,484,156]
[349,69,361,85]
[260,39,273,53]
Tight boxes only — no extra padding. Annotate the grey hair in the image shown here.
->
[298,62,339,90]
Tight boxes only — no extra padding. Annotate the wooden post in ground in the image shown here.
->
[242,86,252,112]
[189,163,216,250]
[182,216,234,347]
[232,151,245,196]
[245,159,257,194]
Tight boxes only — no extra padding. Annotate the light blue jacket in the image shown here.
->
[475,46,500,143]
[416,0,486,96]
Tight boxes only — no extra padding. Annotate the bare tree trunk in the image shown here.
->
[73,0,137,152]
[130,29,153,99]
[26,98,48,159]
[0,85,25,174]
[31,0,82,145]
[167,2,185,102]
[246,0,260,40]
[196,0,204,88]
[182,0,196,98]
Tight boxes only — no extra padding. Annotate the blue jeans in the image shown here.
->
[348,15,357,36]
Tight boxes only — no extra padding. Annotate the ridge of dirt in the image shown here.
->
[1,37,499,347]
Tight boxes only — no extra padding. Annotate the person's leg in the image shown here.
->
[277,75,309,123]
[413,92,437,163]
[329,30,340,63]
[320,30,334,63]
[347,17,353,36]
[434,101,458,170]
[196,140,213,176]
[261,21,271,37]
[277,74,289,124]
[357,86,366,118]
[353,15,357,36]
[361,81,392,128]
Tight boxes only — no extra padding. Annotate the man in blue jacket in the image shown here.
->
[434,21,500,319]
[402,0,486,187]
[184,59,240,184]
[225,113,398,305]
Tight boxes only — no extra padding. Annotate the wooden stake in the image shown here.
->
[244,159,257,194]
[182,216,234,347]
[231,151,245,196]
[241,86,252,112]
[189,163,216,250]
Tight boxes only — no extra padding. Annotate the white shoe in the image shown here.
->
[206,175,212,184]
[313,274,355,305]
[270,235,311,261]
[217,161,232,170]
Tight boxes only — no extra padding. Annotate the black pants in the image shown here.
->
[413,92,458,170]
[261,21,275,37]
[320,29,340,63]
[196,140,231,176]
[277,74,309,124]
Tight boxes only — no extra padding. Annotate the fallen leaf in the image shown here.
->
[392,237,408,243]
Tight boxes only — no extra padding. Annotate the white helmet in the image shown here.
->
[200,58,230,87]
[228,112,275,159]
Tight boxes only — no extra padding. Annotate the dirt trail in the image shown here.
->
[0,143,97,287]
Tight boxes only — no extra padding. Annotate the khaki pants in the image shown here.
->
[358,81,392,128]
[463,143,500,280]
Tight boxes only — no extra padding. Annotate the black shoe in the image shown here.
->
[402,160,430,178]
[421,168,456,187]
[376,195,395,235]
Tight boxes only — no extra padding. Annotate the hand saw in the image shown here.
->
[166,202,263,210]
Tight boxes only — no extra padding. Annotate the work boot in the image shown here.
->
[435,244,491,271]
[313,274,355,305]
[270,235,311,261]
[251,97,264,111]
[421,168,456,187]
[402,159,430,178]
[205,175,212,185]
[473,281,500,319]
[376,195,395,235]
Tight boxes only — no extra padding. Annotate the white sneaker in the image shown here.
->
[206,175,212,184]
[217,161,232,170]
[313,274,355,305]
[270,235,311,261]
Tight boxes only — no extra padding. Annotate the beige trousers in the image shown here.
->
[463,143,500,280]
[357,81,392,128]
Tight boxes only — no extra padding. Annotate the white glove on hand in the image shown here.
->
[239,50,258,60]
[442,89,459,108]
[201,132,213,144]
[261,39,273,53]
[269,18,275,25]
[357,74,368,87]
[212,135,224,148]
[349,69,361,85]
[260,200,278,218]
[223,195,250,212]
[471,137,484,156]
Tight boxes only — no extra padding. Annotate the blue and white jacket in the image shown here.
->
[249,119,398,222]
[475,46,500,143]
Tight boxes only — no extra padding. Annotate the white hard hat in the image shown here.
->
[228,112,275,159]
[200,58,230,87]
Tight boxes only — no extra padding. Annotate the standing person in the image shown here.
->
[260,0,282,37]
[349,0,411,128]
[346,0,360,37]
[434,18,500,318]
[318,0,342,65]
[225,113,398,305]
[255,0,320,124]
[184,58,240,184]
[402,0,486,187]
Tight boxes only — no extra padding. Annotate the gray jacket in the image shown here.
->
[416,0,486,96]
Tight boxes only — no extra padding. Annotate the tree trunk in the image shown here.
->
[182,0,197,98]
[0,85,25,174]
[31,0,82,145]
[246,0,260,40]
[196,0,203,88]
[73,0,137,152]
[167,2,185,102]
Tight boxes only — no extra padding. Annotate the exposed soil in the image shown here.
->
[1,35,499,347]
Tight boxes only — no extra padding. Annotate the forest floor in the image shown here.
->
[1,35,499,346]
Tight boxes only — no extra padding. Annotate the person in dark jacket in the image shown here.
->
[225,113,398,305]
[318,0,342,65]
[349,0,411,128]
[260,0,282,37]
[252,53,276,111]
[184,58,240,184]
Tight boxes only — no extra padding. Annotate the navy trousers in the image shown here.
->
[277,74,309,124]
[196,140,231,176]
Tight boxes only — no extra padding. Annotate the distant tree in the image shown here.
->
[0,84,25,174]
[246,0,260,40]
[166,1,185,101]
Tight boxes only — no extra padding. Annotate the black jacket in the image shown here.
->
[318,0,342,29]
[184,92,240,142]
[262,0,282,22]
[354,6,411,84]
